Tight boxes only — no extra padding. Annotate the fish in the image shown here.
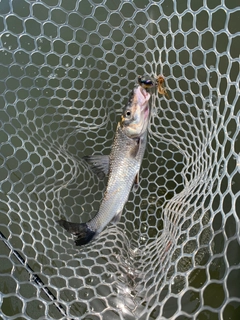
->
[57,84,151,246]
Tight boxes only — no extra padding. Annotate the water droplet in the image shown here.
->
[236,155,240,169]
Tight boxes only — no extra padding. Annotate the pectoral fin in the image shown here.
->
[130,138,141,158]
[83,155,109,179]
[111,210,123,224]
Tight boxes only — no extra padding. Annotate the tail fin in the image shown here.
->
[57,219,96,246]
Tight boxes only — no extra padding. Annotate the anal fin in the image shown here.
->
[132,172,139,192]
[111,210,123,224]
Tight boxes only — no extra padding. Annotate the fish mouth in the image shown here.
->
[121,85,150,138]
[138,86,150,102]
[136,86,150,135]
[143,101,149,119]
[138,86,150,120]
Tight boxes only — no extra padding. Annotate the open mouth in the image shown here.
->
[143,104,149,119]
[137,87,150,120]
[139,86,149,100]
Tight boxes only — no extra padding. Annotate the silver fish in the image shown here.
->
[57,84,151,246]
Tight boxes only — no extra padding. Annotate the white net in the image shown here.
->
[0,0,240,319]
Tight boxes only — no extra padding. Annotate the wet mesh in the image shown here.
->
[0,0,240,319]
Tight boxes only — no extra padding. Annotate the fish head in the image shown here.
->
[120,85,150,138]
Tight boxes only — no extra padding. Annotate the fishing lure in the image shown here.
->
[156,75,170,99]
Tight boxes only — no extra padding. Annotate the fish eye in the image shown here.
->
[126,111,131,117]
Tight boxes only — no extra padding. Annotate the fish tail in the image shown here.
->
[57,219,96,246]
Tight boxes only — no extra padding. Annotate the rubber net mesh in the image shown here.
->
[0,0,240,319]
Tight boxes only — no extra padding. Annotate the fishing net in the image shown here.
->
[0,0,239,319]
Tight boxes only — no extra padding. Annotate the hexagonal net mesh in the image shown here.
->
[0,0,239,319]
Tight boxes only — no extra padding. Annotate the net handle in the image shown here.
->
[0,230,72,319]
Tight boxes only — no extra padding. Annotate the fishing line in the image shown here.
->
[0,230,71,319]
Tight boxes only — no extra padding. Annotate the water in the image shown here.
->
[0,0,240,319]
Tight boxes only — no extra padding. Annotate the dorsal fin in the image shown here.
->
[83,155,109,179]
